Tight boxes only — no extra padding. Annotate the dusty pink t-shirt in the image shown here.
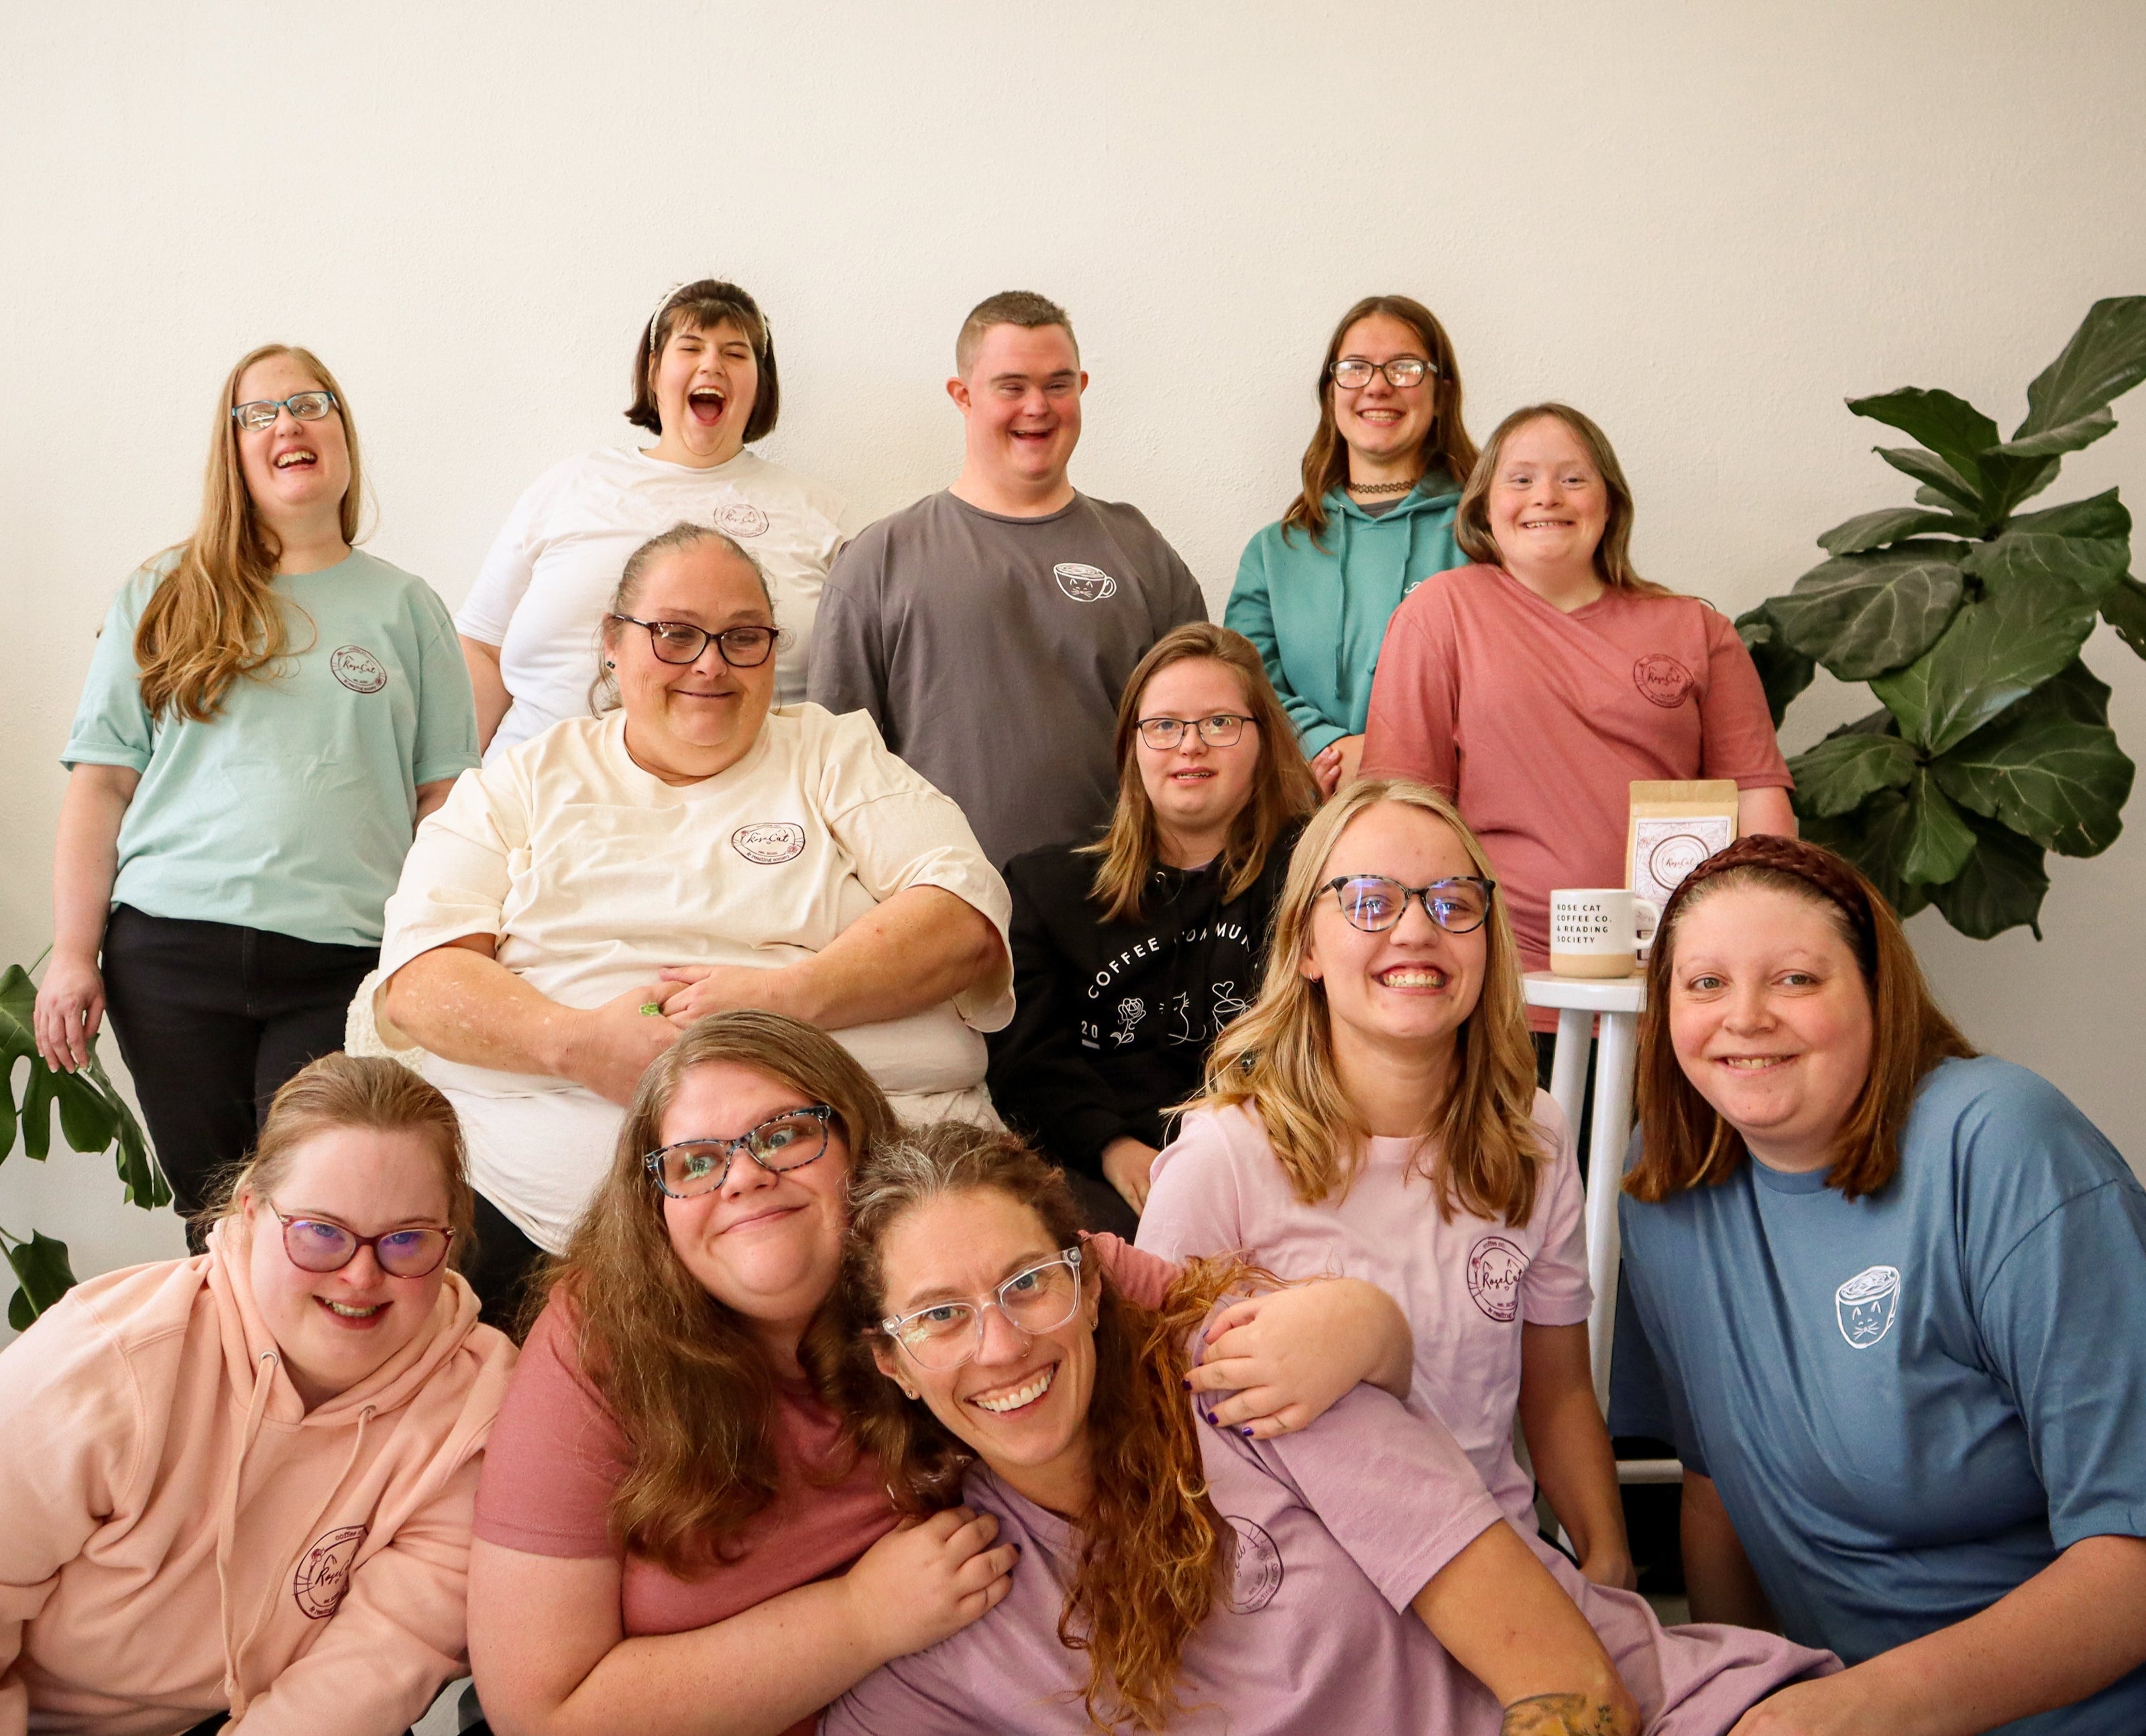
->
[1137,1093,1589,1530]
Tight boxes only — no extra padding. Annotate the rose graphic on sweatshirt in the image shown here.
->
[292,1525,367,1618]
[1110,997,1146,1046]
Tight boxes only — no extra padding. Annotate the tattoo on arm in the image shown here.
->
[1500,1692,1638,1736]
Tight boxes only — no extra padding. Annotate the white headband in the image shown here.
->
[645,280,771,356]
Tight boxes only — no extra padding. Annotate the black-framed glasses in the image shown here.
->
[882,1246,1085,1371]
[1323,874,1495,935]
[1136,713,1252,750]
[268,1204,453,1278]
[1331,357,1436,390]
[610,614,779,668]
[231,390,339,432]
[644,1104,834,1198]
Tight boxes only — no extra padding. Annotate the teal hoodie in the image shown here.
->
[1225,479,1465,754]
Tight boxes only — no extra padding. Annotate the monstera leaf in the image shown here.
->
[3,1230,76,1332]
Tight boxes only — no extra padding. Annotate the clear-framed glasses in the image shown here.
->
[1136,712,1252,751]
[1330,357,1436,391]
[610,614,779,669]
[1324,874,1495,935]
[882,1246,1085,1371]
[230,390,339,432]
[267,1204,453,1278]
[643,1104,834,1199]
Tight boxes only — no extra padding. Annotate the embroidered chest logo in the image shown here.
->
[731,822,806,864]
[1053,561,1119,603]
[716,500,769,538]
[292,1524,366,1618]
[1466,1235,1530,1322]
[329,645,388,694]
[1835,1265,1902,1348]
[1223,1516,1284,1613]
[1632,653,1695,709]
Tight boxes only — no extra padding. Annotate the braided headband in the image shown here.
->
[646,280,773,357]
[1654,833,1878,967]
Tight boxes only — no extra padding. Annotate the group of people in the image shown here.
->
[7,278,2143,1736]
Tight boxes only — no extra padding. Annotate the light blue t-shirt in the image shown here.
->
[1614,1056,2146,1736]
[62,550,479,947]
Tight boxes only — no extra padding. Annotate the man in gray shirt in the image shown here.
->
[808,291,1207,868]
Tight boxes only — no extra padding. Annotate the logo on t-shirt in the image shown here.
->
[1466,1235,1530,1322]
[292,1524,366,1619]
[716,500,770,538]
[1223,1516,1285,1613]
[1053,561,1119,603]
[1632,653,1695,708]
[731,822,806,864]
[1834,1265,1902,1348]
[329,644,389,694]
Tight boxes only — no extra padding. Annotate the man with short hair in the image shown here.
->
[809,291,1207,867]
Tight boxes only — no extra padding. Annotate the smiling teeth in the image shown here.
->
[1720,1056,1789,1069]
[1379,968,1447,987]
[974,1367,1054,1413]
[324,1299,384,1318]
[275,451,316,468]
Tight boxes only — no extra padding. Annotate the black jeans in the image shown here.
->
[467,1189,553,1339]
[100,905,377,1230]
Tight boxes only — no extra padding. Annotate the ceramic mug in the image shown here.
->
[1548,888,1662,978]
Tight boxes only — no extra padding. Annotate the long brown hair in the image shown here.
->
[1454,402,1671,597]
[1199,780,1548,1222]
[547,1011,897,1574]
[1282,294,1477,547]
[1628,835,1975,1204]
[841,1121,1243,1733]
[134,344,365,722]
[626,278,780,441]
[1084,624,1318,923]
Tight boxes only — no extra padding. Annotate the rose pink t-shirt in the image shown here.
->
[824,1379,1833,1735]
[1137,1094,1589,1531]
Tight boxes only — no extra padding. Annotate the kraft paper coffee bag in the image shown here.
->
[1627,780,1740,908]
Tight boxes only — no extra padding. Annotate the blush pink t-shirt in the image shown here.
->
[1136,1093,1590,1531]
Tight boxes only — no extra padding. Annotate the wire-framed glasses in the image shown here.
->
[610,614,779,668]
[1323,874,1495,935]
[1330,357,1436,390]
[644,1104,834,1198]
[268,1204,453,1277]
[231,391,339,432]
[1136,712,1251,750]
[881,1246,1085,1371]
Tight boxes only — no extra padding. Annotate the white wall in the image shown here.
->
[5,1,2145,1309]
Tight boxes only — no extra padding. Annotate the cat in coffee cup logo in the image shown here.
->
[1631,653,1695,709]
[1053,562,1119,603]
[329,644,388,694]
[292,1523,367,1619]
[1835,1265,1902,1349]
[731,821,806,864]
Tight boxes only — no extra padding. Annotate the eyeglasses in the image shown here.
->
[610,615,779,668]
[230,390,339,432]
[267,1204,453,1278]
[644,1104,834,1198]
[882,1247,1085,1371]
[1136,713,1252,751]
[1323,874,1496,935]
[1330,357,1436,390]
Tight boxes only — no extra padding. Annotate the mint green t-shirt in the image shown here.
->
[62,550,479,947]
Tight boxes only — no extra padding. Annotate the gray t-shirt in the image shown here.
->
[808,489,1208,866]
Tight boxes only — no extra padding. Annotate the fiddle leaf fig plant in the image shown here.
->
[1738,296,2146,939]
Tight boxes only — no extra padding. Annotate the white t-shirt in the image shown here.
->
[457,445,862,756]
[374,703,1013,1251]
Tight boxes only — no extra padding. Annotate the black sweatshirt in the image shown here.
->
[987,825,1300,1181]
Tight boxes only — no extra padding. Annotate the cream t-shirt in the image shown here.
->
[457,444,862,755]
[374,703,1013,1251]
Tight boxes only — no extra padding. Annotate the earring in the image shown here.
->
[604,660,615,669]
[900,1383,919,1400]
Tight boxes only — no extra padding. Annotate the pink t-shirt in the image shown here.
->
[1137,1093,1589,1531]
[1360,565,1792,1011]
[824,1379,1833,1735]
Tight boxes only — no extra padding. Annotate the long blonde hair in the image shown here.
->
[1453,402,1669,597]
[133,344,365,722]
[1198,780,1548,1223]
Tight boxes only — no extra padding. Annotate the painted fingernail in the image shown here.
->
[1241,1426,1256,1438]
[1182,1378,1192,1390]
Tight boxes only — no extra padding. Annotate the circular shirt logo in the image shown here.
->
[1223,1517,1284,1613]
[329,644,388,694]
[1835,1264,1902,1349]
[1052,561,1119,603]
[1645,830,1715,891]
[1466,1234,1530,1323]
[1632,653,1695,708]
[716,500,770,538]
[292,1524,365,1618]
[731,821,805,864]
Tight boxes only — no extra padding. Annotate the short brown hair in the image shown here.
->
[954,289,1077,378]
[625,279,780,442]
[1084,624,1318,923]
[1627,835,1976,1204]
[1455,402,1669,597]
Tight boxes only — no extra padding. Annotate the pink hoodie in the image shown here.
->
[0,1220,516,1736]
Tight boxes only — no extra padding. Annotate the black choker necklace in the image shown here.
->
[1347,477,1416,496]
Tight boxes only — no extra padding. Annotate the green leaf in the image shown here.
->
[1769,543,1967,681]
[3,1229,77,1327]
[2032,656,2114,726]
[1980,453,2064,524]
[1900,772,1978,885]
[1931,664,2135,857]
[0,962,156,1185]
[1850,389,2000,484]
[1870,576,2104,754]
[2100,574,2146,659]
[1801,791,1931,920]
[1787,719,1918,817]
[1879,447,1984,515]
[2013,296,2146,443]
[1816,506,1978,556]
[1991,406,2116,459]
[1927,811,2050,940]
[1734,604,1816,727]
[1962,509,2128,603]
[86,1056,169,1210]
[2004,487,2132,542]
